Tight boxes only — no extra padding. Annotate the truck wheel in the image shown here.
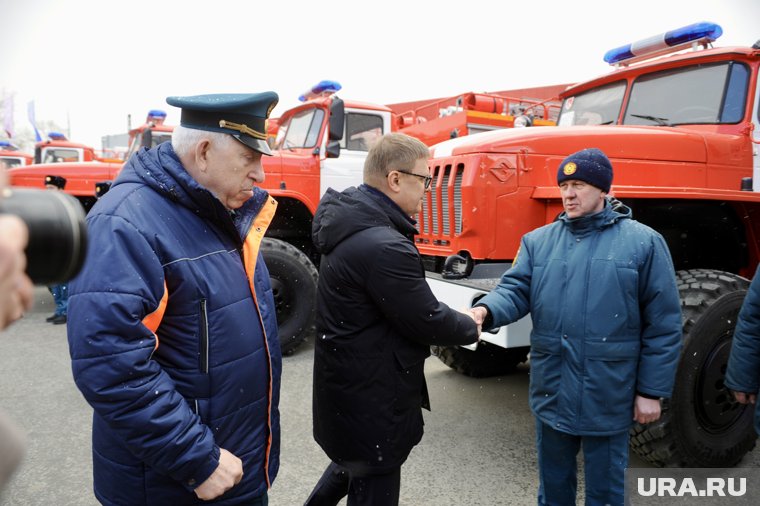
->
[260,238,318,356]
[629,269,756,467]
[433,343,529,378]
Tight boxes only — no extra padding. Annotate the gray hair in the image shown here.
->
[171,126,235,157]
[363,133,430,183]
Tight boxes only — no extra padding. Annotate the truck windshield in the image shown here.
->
[624,61,749,126]
[0,157,23,169]
[558,61,749,127]
[275,108,325,150]
[558,81,626,126]
[42,148,81,163]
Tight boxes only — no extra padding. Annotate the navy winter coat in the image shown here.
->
[311,185,479,474]
[67,143,281,505]
[725,266,760,435]
[477,203,682,435]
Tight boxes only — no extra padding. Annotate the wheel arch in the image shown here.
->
[266,196,319,266]
[625,198,747,274]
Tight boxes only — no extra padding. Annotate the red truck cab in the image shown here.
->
[0,141,33,169]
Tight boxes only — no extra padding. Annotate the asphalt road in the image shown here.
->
[1,287,758,505]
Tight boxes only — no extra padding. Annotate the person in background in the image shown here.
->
[67,92,282,505]
[44,175,69,324]
[469,148,682,506]
[725,267,760,436]
[306,133,480,506]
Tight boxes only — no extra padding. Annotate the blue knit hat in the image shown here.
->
[557,148,613,193]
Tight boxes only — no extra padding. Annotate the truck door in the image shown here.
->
[320,109,391,196]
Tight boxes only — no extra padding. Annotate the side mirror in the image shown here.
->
[328,97,345,141]
[326,140,341,159]
[141,128,153,148]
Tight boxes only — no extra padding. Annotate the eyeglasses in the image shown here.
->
[397,170,433,189]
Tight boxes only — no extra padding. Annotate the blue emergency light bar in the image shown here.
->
[147,109,167,119]
[48,132,67,141]
[299,80,342,102]
[604,21,723,65]
[0,140,17,149]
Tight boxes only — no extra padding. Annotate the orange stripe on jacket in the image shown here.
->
[242,196,278,488]
[142,281,168,351]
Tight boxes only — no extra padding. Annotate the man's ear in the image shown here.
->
[386,170,402,193]
[195,139,212,172]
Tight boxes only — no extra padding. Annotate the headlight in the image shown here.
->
[514,115,533,128]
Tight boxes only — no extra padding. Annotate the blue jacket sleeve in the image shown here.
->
[635,233,683,398]
[725,267,760,394]
[67,213,219,487]
[475,236,533,330]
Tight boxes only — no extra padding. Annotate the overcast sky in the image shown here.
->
[2,0,759,149]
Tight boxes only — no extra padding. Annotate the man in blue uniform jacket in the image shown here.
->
[726,268,760,435]
[67,92,282,505]
[470,148,682,506]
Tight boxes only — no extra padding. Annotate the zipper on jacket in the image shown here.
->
[199,299,209,374]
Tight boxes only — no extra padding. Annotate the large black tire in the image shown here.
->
[629,269,757,467]
[433,343,530,378]
[260,238,318,355]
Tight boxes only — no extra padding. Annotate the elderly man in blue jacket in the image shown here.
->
[470,148,682,506]
[67,92,282,505]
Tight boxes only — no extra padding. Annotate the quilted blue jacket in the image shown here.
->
[477,203,682,435]
[725,266,760,435]
[67,142,281,505]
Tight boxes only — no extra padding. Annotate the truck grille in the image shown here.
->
[418,162,464,241]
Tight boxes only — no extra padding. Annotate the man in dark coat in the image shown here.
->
[306,133,480,506]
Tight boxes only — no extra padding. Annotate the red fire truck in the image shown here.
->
[33,132,99,164]
[421,21,760,468]
[9,110,173,211]
[0,141,33,169]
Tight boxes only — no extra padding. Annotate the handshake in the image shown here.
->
[459,306,488,338]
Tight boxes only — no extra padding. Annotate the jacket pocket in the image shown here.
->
[199,299,209,374]
[189,397,211,425]
[580,339,639,431]
[528,333,562,414]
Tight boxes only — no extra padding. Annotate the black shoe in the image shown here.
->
[46,314,57,322]
[51,314,67,325]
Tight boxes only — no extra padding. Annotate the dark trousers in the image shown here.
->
[536,420,629,506]
[305,461,401,506]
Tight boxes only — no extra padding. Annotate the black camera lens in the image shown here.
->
[0,187,88,285]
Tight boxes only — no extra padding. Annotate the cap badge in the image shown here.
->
[563,162,577,176]
[218,119,267,140]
